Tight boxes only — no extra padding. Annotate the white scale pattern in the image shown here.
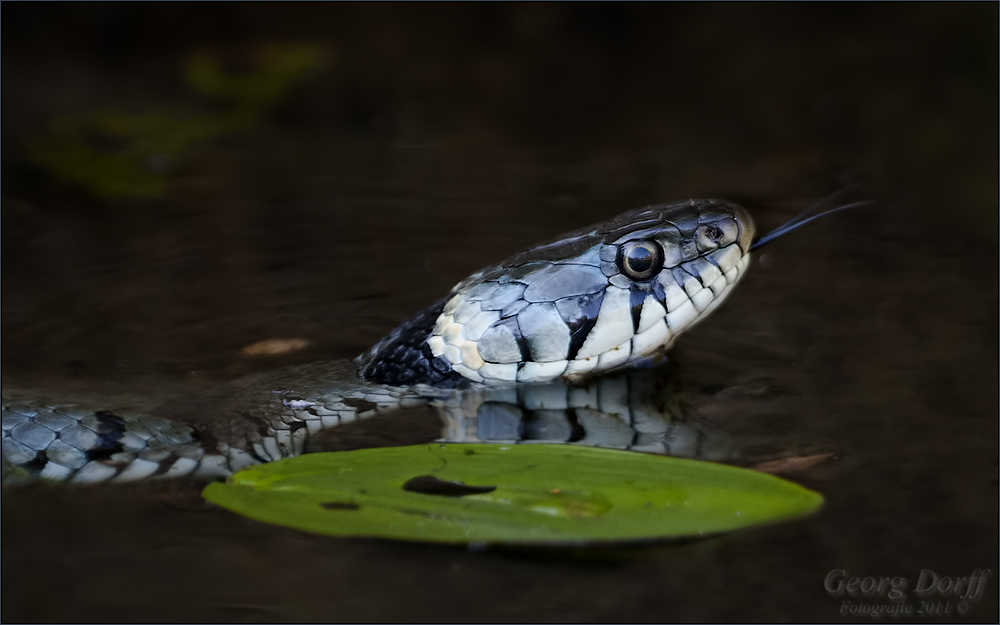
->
[429,243,750,385]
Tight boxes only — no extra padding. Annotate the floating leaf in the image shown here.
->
[203,444,823,545]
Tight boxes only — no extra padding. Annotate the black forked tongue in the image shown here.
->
[750,199,873,251]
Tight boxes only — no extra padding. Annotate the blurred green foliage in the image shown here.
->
[185,43,327,132]
[27,43,327,199]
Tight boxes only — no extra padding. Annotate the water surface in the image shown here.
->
[2,4,996,622]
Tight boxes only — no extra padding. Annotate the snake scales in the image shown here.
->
[1,199,755,483]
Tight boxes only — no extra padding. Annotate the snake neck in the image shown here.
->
[2,364,732,484]
[355,297,470,388]
[2,362,448,484]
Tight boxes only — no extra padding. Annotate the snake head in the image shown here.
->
[358,199,755,387]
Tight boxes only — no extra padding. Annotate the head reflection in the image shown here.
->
[434,367,732,462]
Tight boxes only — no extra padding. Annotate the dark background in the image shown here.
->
[2,4,997,623]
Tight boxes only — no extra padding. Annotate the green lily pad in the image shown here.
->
[203,443,822,545]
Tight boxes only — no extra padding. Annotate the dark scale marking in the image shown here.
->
[522,409,575,442]
[702,253,723,272]
[682,264,705,287]
[246,445,270,464]
[149,453,179,478]
[512,317,534,363]
[567,315,599,361]
[17,454,46,476]
[629,286,647,334]
[357,298,468,388]
[625,373,633,421]
[410,356,430,378]
[672,267,695,290]
[342,398,377,413]
[431,356,452,374]
[484,316,529,362]
[84,411,127,461]
[651,279,669,311]
[566,409,586,443]
[555,291,605,361]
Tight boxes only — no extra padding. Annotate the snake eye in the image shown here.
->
[617,239,664,281]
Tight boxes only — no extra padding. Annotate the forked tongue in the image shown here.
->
[750,192,872,251]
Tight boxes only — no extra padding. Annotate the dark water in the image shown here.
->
[2,5,997,622]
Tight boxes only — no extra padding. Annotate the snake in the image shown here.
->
[1,198,755,484]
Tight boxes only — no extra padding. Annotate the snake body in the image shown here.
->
[1,199,755,483]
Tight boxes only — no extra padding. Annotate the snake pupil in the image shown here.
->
[628,247,654,273]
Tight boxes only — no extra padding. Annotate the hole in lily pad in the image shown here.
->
[320,502,360,511]
[402,475,497,497]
